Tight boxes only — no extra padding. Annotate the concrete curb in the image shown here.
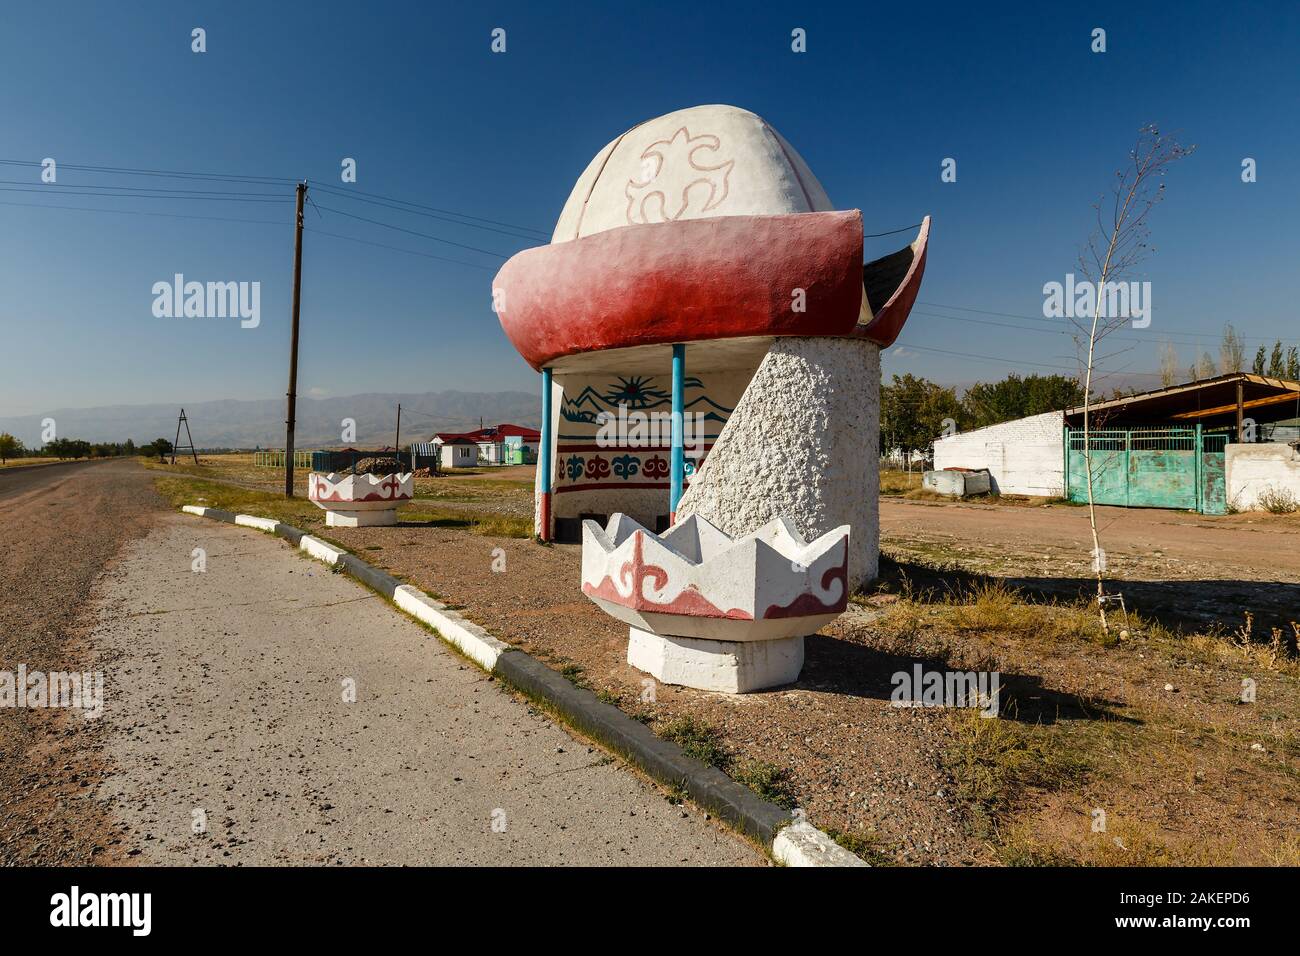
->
[181,505,867,866]
[774,820,869,867]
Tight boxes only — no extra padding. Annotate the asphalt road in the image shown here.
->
[0,459,759,865]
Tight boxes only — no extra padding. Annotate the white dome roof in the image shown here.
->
[552,105,835,243]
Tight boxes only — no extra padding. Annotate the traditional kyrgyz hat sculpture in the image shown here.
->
[493,104,929,369]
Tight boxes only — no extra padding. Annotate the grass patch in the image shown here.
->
[558,662,589,689]
[821,827,895,865]
[879,469,923,496]
[151,471,532,538]
[655,716,801,811]
[656,715,731,770]
[943,709,1091,839]
[732,760,798,810]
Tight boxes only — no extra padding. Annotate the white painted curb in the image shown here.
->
[299,535,347,566]
[393,585,511,671]
[180,504,869,867]
[773,820,869,867]
[235,514,281,533]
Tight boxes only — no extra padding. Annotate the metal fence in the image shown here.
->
[253,450,313,468]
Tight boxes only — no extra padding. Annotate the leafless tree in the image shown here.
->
[1073,125,1195,635]
[1219,322,1246,374]
[1158,341,1179,387]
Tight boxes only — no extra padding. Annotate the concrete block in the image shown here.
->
[338,555,401,599]
[627,627,804,693]
[773,820,869,867]
[235,515,280,533]
[299,535,348,566]
[393,585,510,671]
[324,509,397,527]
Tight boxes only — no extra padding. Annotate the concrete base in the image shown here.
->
[627,627,804,693]
[325,509,398,528]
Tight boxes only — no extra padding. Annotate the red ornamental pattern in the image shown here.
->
[582,531,752,621]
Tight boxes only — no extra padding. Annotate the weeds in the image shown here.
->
[1257,484,1299,514]
[654,716,800,810]
[943,709,1091,838]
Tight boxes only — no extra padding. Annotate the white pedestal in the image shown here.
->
[325,509,399,527]
[627,627,804,693]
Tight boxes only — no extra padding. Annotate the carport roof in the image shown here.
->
[1064,373,1300,425]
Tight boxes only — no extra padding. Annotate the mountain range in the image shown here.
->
[0,390,539,449]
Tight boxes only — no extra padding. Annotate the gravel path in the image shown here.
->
[0,459,164,864]
[86,515,760,866]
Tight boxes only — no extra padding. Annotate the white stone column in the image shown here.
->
[674,336,881,590]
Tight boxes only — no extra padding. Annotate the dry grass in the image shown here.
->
[853,572,1300,866]
[0,456,66,469]
[150,472,533,538]
[1257,484,1300,514]
[943,709,1092,839]
[879,469,924,496]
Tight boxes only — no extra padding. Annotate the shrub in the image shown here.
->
[1256,484,1298,514]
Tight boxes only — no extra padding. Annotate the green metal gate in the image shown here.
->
[1065,425,1228,514]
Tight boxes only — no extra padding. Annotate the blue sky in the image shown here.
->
[2,0,1297,416]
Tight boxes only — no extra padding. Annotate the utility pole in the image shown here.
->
[284,181,307,497]
[171,408,199,465]
[394,403,402,460]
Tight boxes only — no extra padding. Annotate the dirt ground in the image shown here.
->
[149,455,1300,865]
[0,459,164,864]
[880,497,1300,632]
[318,514,1299,866]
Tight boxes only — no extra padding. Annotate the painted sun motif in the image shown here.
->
[602,375,667,409]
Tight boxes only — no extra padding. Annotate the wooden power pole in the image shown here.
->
[284,181,307,497]
[394,403,402,460]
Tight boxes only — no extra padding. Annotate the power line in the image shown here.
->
[0,198,289,226]
[0,178,284,198]
[865,221,923,239]
[304,226,497,271]
[0,158,296,186]
[888,341,1165,377]
[309,182,550,241]
[908,309,1271,354]
[0,157,550,239]
[0,185,290,204]
[917,300,1287,345]
[311,204,512,259]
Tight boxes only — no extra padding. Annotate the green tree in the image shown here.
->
[1252,346,1267,375]
[0,432,18,464]
[880,374,963,465]
[961,373,1085,429]
[1269,340,1285,377]
[1288,346,1300,380]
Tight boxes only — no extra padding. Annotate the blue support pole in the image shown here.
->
[670,343,685,521]
[539,367,553,540]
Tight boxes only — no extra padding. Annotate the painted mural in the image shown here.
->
[553,372,737,500]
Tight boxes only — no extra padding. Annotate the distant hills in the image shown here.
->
[0,390,539,449]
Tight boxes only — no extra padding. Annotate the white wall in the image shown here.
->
[933,411,1065,497]
[440,444,475,468]
[1226,442,1300,511]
